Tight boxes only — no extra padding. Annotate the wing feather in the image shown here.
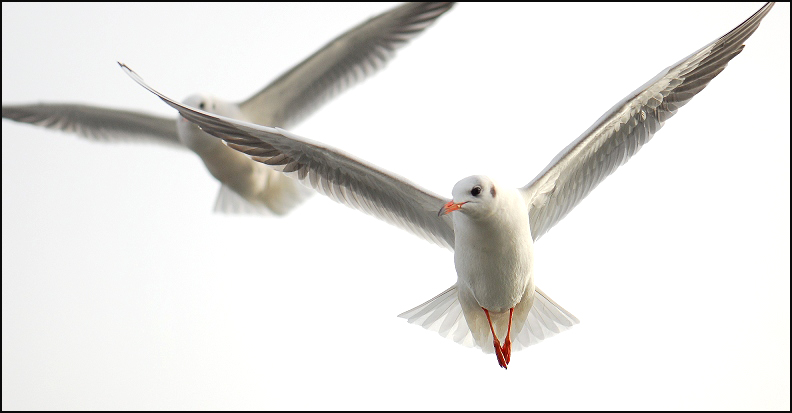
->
[2,103,181,147]
[239,2,454,129]
[521,3,774,241]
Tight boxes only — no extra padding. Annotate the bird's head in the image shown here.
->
[177,93,240,152]
[439,175,500,219]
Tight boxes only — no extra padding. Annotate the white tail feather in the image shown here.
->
[213,184,274,215]
[399,284,579,352]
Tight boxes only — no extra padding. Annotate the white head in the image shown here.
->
[438,175,500,219]
[180,93,243,117]
[177,93,242,152]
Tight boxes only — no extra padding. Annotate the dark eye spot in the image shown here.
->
[471,186,482,197]
[490,186,496,198]
[199,102,205,110]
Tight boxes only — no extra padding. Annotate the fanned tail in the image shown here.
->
[399,285,579,352]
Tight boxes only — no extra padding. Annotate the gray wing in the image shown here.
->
[239,2,454,129]
[2,103,181,147]
[521,3,774,241]
[122,63,455,250]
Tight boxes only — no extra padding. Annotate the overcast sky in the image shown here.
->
[2,2,789,410]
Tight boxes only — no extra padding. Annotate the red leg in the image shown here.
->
[482,307,507,369]
[501,308,514,365]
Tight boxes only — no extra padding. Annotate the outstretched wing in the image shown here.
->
[2,103,181,147]
[239,2,454,129]
[122,63,455,250]
[521,3,774,241]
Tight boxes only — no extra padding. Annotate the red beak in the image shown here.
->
[438,200,466,216]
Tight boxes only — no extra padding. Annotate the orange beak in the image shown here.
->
[438,200,467,216]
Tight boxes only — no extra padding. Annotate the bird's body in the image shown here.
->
[448,177,534,351]
[120,2,776,368]
[175,94,309,214]
[454,188,532,313]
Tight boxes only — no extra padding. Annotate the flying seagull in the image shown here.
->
[2,2,453,215]
[121,2,773,368]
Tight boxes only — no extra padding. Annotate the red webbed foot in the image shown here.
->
[493,338,507,369]
[501,337,511,366]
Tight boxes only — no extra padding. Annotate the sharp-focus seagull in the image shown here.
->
[122,3,773,368]
[2,2,453,215]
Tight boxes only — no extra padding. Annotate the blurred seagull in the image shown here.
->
[121,3,773,368]
[2,2,454,215]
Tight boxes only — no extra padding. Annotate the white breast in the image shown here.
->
[453,189,534,312]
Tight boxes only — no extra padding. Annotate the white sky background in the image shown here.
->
[2,2,789,410]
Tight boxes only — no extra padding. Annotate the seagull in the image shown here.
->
[120,2,773,368]
[2,2,453,215]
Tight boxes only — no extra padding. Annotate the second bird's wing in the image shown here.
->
[239,2,454,129]
[2,103,181,147]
